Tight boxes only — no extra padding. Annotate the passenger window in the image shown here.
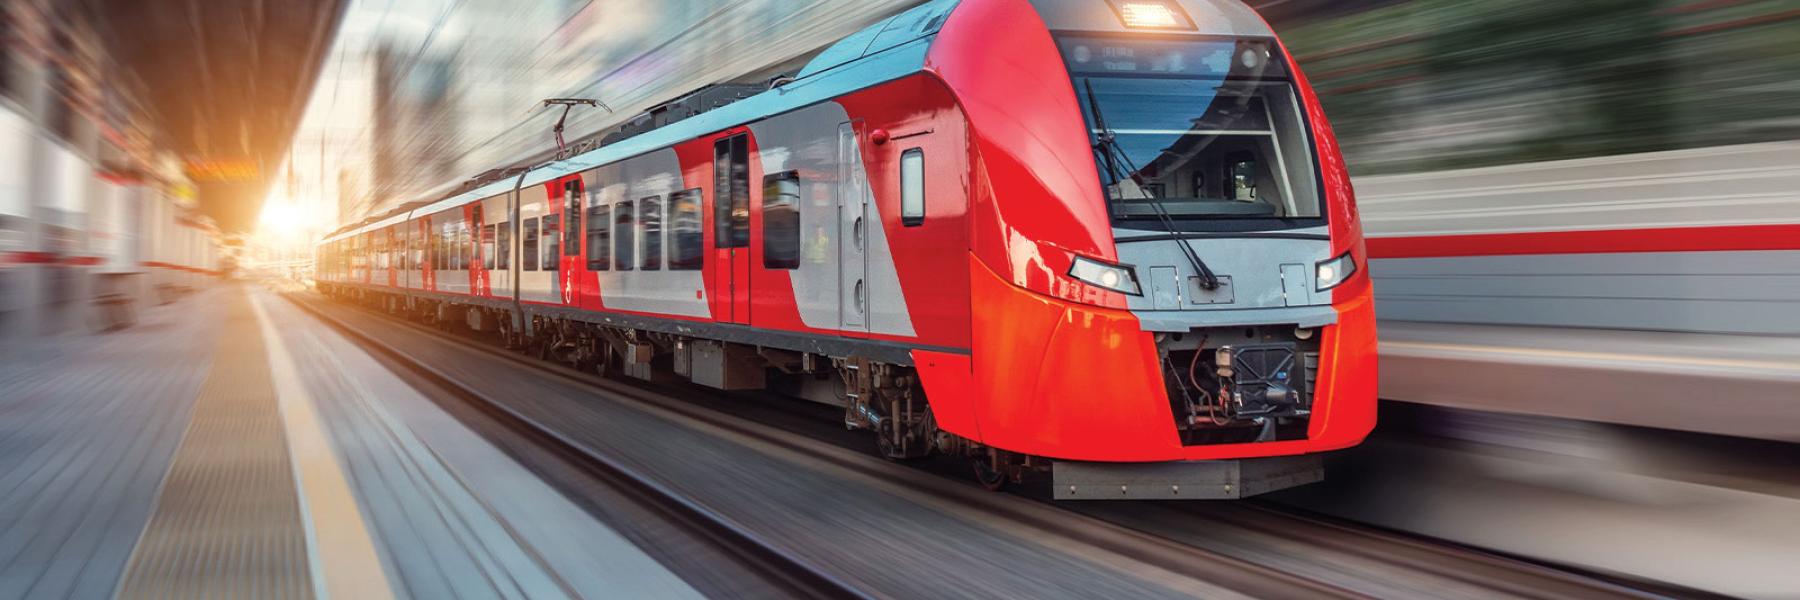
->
[901,148,924,226]
[542,214,561,272]
[614,200,635,271]
[497,222,511,269]
[762,171,800,270]
[481,224,496,269]
[669,188,703,270]
[641,195,663,271]
[713,134,749,248]
[522,218,539,271]
[586,204,610,270]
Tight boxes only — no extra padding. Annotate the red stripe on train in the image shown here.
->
[1367,224,1800,259]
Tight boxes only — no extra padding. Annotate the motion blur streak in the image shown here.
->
[1268,0,1800,441]
[274,0,924,235]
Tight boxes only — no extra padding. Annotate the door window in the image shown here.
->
[713,134,750,248]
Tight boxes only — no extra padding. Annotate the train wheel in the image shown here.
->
[972,453,1008,492]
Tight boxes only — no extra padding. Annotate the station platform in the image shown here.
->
[0,283,699,599]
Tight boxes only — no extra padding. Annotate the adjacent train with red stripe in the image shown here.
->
[316,0,1377,498]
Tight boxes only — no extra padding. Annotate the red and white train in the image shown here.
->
[317,0,1376,499]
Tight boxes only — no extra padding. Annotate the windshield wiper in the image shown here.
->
[1083,78,1221,291]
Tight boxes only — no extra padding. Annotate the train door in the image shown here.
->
[559,177,583,305]
[712,133,751,324]
[386,226,399,287]
[470,204,487,295]
[837,122,870,337]
[419,218,434,291]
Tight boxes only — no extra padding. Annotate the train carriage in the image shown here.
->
[318,0,1377,499]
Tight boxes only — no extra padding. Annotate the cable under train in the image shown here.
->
[316,0,1376,499]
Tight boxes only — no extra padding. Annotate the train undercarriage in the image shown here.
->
[323,282,1322,498]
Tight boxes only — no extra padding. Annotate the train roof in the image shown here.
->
[320,0,1275,245]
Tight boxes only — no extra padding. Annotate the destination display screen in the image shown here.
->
[1056,36,1284,79]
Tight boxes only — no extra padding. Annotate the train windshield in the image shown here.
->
[1060,35,1322,231]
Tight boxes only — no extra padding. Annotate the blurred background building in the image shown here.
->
[1267,0,1800,175]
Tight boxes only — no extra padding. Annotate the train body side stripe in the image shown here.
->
[1368,224,1800,259]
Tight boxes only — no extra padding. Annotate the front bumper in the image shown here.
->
[950,257,1378,462]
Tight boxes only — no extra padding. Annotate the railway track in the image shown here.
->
[286,290,1694,599]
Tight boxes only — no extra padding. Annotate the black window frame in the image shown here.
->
[586,203,611,271]
[497,221,511,270]
[640,195,663,271]
[901,148,925,227]
[669,188,703,270]
[713,134,750,248]
[481,223,496,269]
[458,220,470,270]
[614,200,635,271]
[542,214,562,272]
[762,171,801,270]
[522,218,540,272]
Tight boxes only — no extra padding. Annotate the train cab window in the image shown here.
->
[564,181,583,257]
[900,149,924,226]
[614,200,635,271]
[641,195,662,271]
[587,204,610,270]
[522,218,539,271]
[761,172,800,269]
[542,214,561,272]
[481,224,496,269]
[713,134,750,248]
[669,188,703,270]
[497,222,511,269]
[1061,35,1322,230]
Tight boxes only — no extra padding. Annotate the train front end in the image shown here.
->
[927,0,1376,498]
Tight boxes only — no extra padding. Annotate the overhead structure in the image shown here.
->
[71,0,347,232]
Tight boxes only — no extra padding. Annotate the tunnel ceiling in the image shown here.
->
[76,0,346,233]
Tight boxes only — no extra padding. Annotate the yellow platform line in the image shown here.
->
[251,292,396,600]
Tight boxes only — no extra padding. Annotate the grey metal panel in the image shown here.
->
[592,149,711,319]
[1027,0,1275,37]
[1118,227,1334,326]
[1134,304,1335,332]
[838,121,868,331]
[515,188,556,305]
[1371,250,1800,335]
[483,194,511,298]
[1052,455,1322,500]
[1279,263,1308,307]
[1150,266,1179,310]
[749,103,915,337]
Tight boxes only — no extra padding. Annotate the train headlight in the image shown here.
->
[1069,255,1142,296]
[1315,251,1358,292]
[1107,1,1197,31]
